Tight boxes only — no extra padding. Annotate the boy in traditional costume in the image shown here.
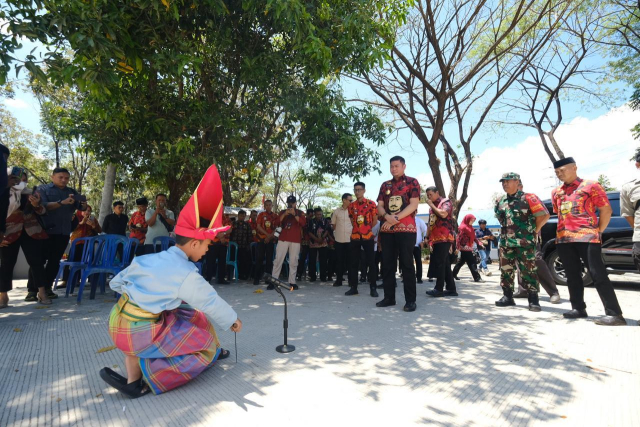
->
[100,165,243,398]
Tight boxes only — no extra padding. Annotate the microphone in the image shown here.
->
[262,274,294,291]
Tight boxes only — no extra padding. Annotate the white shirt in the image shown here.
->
[415,217,427,247]
[372,222,381,251]
[109,247,238,330]
[331,206,352,243]
[145,208,175,244]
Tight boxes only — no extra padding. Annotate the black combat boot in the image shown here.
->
[495,288,516,307]
[370,285,378,298]
[528,293,541,312]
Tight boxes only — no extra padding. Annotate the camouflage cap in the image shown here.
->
[499,172,521,182]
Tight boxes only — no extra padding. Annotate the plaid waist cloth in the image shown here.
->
[108,294,221,395]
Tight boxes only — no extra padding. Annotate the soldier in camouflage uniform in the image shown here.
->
[494,172,550,311]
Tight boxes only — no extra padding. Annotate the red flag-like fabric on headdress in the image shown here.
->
[174,164,230,240]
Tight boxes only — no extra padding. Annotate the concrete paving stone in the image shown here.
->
[1,264,639,426]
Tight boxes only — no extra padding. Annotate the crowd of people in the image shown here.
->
[1,142,637,399]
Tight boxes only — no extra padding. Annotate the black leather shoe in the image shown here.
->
[266,284,275,290]
[345,287,358,296]
[24,292,38,302]
[360,277,366,283]
[376,284,384,289]
[595,315,626,326]
[426,289,445,297]
[290,284,299,290]
[417,279,423,284]
[370,287,378,298]
[528,293,541,312]
[495,295,516,307]
[309,278,316,282]
[453,276,460,280]
[253,281,260,286]
[403,302,416,312]
[333,281,342,287]
[376,298,396,307]
[295,276,301,281]
[443,290,458,297]
[428,279,433,283]
[563,309,588,319]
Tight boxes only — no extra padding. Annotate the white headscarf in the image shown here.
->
[6,168,31,218]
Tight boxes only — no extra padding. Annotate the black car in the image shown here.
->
[540,192,636,286]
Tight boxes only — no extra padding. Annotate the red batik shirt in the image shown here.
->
[249,219,260,243]
[348,198,377,240]
[256,211,279,241]
[552,178,610,244]
[377,175,421,233]
[428,198,455,244]
[128,211,148,244]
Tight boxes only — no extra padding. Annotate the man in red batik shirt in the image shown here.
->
[425,186,457,298]
[376,156,420,312]
[552,157,625,326]
[346,181,379,297]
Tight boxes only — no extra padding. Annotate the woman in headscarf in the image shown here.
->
[0,170,51,307]
[128,197,149,257]
[452,214,484,283]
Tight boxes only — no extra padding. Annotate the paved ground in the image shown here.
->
[1,264,639,427]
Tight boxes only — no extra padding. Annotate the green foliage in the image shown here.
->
[597,174,616,191]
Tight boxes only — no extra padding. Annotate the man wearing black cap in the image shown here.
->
[552,157,626,326]
[271,195,306,290]
[102,201,129,236]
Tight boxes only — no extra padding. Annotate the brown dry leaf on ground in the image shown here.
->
[13,328,22,332]
[254,289,264,294]
[96,346,117,354]
[34,306,50,310]
[113,364,119,368]
[95,393,103,398]
[56,398,62,403]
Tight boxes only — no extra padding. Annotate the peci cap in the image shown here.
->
[286,195,296,203]
[499,172,521,182]
[135,197,148,206]
[478,219,487,224]
[113,201,124,207]
[552,157,576,169]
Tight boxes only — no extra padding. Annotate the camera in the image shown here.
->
[10,166,25,178]
[72,194,87,203]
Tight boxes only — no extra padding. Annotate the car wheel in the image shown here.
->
[546,249,593,287]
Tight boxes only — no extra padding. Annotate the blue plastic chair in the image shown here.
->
[75,235,129,303]
[153,236,176,253]
[226,242,239,282]
[125,238,140,265]
[53,237,93,291]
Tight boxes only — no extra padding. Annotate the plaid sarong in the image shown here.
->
[108,294,221,395]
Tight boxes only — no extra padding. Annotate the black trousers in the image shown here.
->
[556,243,622,315]
[0,230,47,293]
[254,241,274,284]
[296,244,310,279]
[517,244,559,296]
[43,234,70,290]
[452,250,481,281]
[412,246,423,281]
[308,246,328,281]
[204,243,227,282]
[349,239,375,287]
[431,242,456,292]
[334,242,350,284]
[326,247,336,279]
[380,232,416,303]
[237,246,251,279]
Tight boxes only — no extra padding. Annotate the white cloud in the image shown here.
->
[4,98,30,109]
[459,105,640,211]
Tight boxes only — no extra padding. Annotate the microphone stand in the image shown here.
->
[273,284,295,353]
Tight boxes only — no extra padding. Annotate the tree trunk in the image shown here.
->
[98,163,117,225]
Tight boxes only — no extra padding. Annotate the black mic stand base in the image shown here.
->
[276,344,295,353]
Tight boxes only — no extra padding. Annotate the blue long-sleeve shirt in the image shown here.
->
[109,246,238,331]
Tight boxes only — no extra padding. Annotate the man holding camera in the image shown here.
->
[38,167,87,297]
[144,193,176,254]
[271,195,306,290]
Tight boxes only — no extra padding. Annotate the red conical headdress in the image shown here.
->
[174,164,230,240]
